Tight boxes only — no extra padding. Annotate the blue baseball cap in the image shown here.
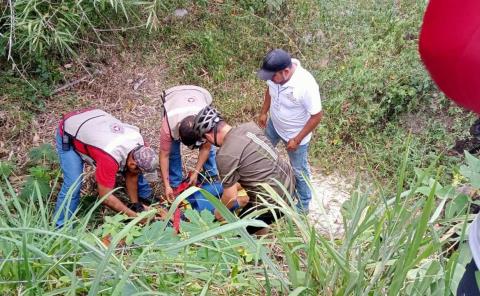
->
[257,49,292,80]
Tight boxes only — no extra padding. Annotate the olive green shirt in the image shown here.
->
[216,122,295,204]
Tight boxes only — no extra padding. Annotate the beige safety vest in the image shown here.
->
[63,109,144,169]
[162,85,212,140]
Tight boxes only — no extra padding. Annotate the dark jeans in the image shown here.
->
[458,259,480,296]
[239,201,283,234]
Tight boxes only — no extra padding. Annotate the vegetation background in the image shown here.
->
[0,0,478,295]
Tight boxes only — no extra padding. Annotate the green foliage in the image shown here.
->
[311,0,472,178]
[96,214,142,245]
[0,0,182,68]
[0,70,53,111]
[20,144,58,200]
[20,166,54,200]
[0,144,477,294]
[460,151,480,188]
[0,1,477,292]
[0,183,278,295]
[0,0,165,64]
[0,161,15,178]
[28,143,58,165]
[265,149,472,295]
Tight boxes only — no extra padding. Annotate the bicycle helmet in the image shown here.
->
[193,106,222,137]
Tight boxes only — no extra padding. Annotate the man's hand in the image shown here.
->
[258,113,268,129]
[156,207,169,220]
[214,209,224,222]
[188,171,199,186]
[286,137,300,151]
[164,185,175,202]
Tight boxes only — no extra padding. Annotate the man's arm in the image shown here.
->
[286,111,323,151]
[258,87,271,128]
[98,184,137,217]
[214,184,238,221]
[159,149,174,201]
[125,170,139,203]
[189,142,212,185]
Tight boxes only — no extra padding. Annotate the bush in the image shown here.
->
[0,0,172,67]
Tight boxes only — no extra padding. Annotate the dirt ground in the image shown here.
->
[12,49,352,238]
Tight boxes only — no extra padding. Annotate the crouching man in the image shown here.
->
[160,85,223,212]
[54,108,158,228]
[180,106,295,234]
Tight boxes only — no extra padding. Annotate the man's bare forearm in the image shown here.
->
[260,87,271,115]
[125,171,139,203]
[293,111,323,143]
[98,184,137,217]
[195,142,211,173]
[159,150,170,187]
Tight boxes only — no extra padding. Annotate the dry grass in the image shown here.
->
[6,45,203,199]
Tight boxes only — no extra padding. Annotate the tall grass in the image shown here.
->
[0,0,175,66]
[0,177,288,295]
[265,152,471,295]
[0,149,474,294]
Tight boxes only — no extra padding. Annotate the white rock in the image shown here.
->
[173,9,188,17]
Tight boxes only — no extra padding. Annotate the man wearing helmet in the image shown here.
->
[159,85,222,204]
[55,109,159,228]
[180,106,295,234]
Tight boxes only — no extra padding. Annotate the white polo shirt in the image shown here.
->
[267,59,322,145]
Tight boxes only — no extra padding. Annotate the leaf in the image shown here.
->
[164,219,268,252]
[460,152,480,188]
[20,178,51,200]
[428,196,448,224]
[181,209,221,236]
[0,161,14,178]
[289,287,308,296]
[465,151,480,171]
[28,143,58,164]
[445,194,469,219]
[133,221,179,255]
[29,166,50,179]
[121,282,139,296]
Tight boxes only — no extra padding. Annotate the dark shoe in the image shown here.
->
[139,195,160,206]
[128,202,145,213]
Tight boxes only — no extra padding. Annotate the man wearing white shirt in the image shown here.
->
[257,49,323,213]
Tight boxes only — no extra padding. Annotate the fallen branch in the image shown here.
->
[51,69,102,95]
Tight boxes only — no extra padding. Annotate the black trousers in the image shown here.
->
[238,202,283,234]
[458,259,480,296]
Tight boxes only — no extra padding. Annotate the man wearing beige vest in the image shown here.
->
[55,109,159,228]
[159,85,222,206]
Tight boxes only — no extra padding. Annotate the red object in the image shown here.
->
[419,0,480,114]
[170,174,192,233]
[173,208,181,233]
[172,180,191,196]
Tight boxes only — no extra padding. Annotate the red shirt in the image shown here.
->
[71,139,119,188]
[60,109,120,188]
